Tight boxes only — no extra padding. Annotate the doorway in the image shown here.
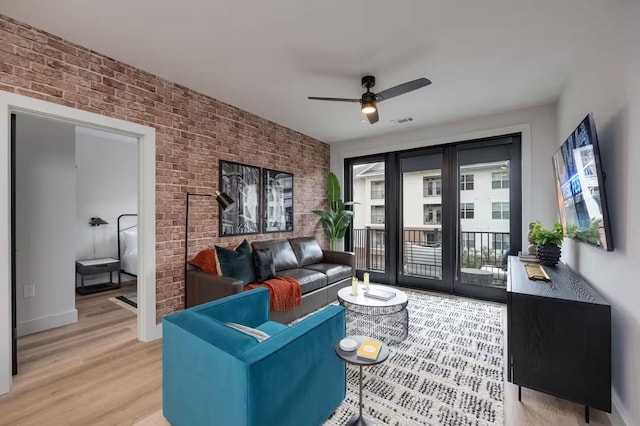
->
[0,92,157,395]
[345,134,521,302]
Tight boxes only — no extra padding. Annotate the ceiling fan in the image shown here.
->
[308,75,431,124]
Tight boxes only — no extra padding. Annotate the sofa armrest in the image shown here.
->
[186,270,243,308]
[323,250,355,269]
[239,305,346,425]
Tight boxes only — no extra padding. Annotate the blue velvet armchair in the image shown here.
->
[163,288,346,426]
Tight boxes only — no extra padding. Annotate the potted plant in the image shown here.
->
[530,221,564,266]
[313,173,356,250]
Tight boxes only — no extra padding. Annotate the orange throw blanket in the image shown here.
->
[244,276,302,311]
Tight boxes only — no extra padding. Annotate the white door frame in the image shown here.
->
[0,91,159,395]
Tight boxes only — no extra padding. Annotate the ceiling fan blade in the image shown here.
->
[307,96,361,103]
[367,109,379,125]
[375,78,432,102]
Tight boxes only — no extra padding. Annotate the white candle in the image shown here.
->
[351,277,358,295]
[363,272,370,289]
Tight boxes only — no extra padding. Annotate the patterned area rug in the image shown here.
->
[322,290,504,426]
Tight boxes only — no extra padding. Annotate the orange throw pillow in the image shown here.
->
[188,248,219,275]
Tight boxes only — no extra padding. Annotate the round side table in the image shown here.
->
[335,335,390,426]
[337,284,409,344]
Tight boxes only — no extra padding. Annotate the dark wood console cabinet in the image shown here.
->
[507,256,611,423]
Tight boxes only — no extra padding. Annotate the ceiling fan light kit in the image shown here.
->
[361,101,376,114]
[308,75,431,125]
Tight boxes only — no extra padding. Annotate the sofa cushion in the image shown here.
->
[215,240,257,285]
[289,237,324,267]
[304,263,352,284]
[188,248,219,275]
[252,248,276,283]
[277,268,328,295]
[252,239,299,271]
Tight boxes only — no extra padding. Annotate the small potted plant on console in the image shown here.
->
[531,221,564,266]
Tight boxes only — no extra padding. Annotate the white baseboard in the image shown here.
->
[17,309,78,337]
[148,322,162,341]
[610,389,632,426]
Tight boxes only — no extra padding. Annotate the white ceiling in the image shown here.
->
[0,0,614,143]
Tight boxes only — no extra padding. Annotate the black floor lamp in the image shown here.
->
[184,190,234,308]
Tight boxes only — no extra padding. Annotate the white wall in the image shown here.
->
[75,127,137,284]
[15,114,77,336]
[557,2,639,424]
[331,103,559,246]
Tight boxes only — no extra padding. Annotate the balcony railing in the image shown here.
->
[370,190,385,199]
[352,228,510,287]
[353,227,386,272]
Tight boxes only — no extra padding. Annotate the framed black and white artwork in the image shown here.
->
[263,169,294,233]
[219,160,261,236]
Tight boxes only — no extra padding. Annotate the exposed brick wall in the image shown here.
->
[0,14,330,321]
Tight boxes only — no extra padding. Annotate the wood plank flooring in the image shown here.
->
[0,287,611,425]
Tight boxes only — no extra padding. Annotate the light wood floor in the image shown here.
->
[0,288,611,426]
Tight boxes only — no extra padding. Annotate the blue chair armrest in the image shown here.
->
[192,287,269,327]
[238,305,347,426]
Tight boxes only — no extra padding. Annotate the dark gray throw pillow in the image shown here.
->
[252,248,276,283]
[215,240,257,285]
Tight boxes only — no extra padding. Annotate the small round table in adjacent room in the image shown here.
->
[335,336,390,426]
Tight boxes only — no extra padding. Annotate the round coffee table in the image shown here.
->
[335,336,390,426]
[337,284,409,344]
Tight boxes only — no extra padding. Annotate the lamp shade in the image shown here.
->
[89,217,108,226]
[215,191,235,212]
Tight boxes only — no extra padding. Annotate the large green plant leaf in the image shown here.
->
[327,173,341,206]
[336,210,353,238]
[312,209,332,221]
[313,209,335,239]
[334,211,354,238]
[313,173,356,245]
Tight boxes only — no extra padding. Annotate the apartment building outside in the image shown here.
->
[351,161,511,278]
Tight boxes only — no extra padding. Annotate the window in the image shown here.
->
[493,234,510,251]
[461,232,476,249]
[491,171,509,189]
[460,203,474,219]
[423,230,442,246]
[370,180,384,199]
[492,202,510,219]
[371,206,385,224]
[423,176,442,197]
[460,174,474,190]
[423,204,442,225]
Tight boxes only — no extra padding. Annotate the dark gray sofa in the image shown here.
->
[186,236,354,323]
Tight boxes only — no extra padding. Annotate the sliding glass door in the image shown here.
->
[345,134,521,302]
[453,140,521,300]
[398,150,452,293]
[346,157,391,284]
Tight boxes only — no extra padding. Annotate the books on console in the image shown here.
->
[518,251,539,263]
[357,339,382,361]
[364,288,396,301]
